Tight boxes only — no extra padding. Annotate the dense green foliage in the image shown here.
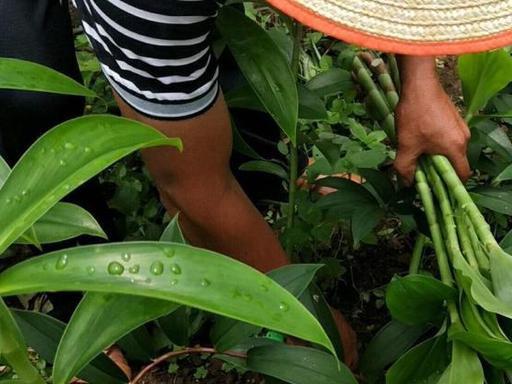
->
[3,2,512,384]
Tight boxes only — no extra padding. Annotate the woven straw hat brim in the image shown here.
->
[266,0,512,55]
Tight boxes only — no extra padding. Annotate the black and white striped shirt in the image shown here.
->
[73,0,220,119]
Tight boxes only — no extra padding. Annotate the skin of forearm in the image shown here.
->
[398,56,439,95]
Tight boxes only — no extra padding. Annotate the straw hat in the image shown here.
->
[266,0,512,55]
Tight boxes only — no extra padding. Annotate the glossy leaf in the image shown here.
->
[226,83,327,120]
[232,119,264,160]
[493,163,512,184]
[305,68,354,97]
[0,58,95,97]
[211,264,323,352]
[437,341,484,384]
[489,247,512,309]
[458,50,512,118]
[0,300,44,384]
[451,328,512,370]
[160,214,187,243]
[247,344,357,384]
[0,155,9,188]
[0,115,181,254]
[470,188,512,216]
[0,243,335,356]
[386,274,456,325]
[239,160,288,180]
[315,178,378,217]
[217,7,298,143]
[386,334,449,384]
[298,85,328,120]
[11,309,126,384]
[351,206,384,247]
[360,321,428,381]
[452,247,512,318]
[54,293,178,384]
[157,306,193,346]
[17,203,106,245]
[299,284,345,360]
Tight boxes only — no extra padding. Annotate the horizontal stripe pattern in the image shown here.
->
[74,0,220,119]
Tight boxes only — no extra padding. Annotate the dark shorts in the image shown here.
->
[72,0,221,119]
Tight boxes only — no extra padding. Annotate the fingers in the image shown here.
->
[445,151,472,182]
[394,146,421,186]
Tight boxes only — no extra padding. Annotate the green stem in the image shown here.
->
[358,52,399,109]
[286,23,304,255]
[353,56,396,142]
[431,155,499,251]
[463,212,490,272]
[454,207,479,270]
[415,166,459,323]
[0,299,44,384]
[409,234,426,274]
[387,54,401,95]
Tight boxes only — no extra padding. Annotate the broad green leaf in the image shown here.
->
[54,293,179,384]
[211,264,323,352]
[351,206,384,247]
[386,274,455,325]
[452,248,512,319]
[298,85,328,120]
[239,160,288,180]
[17,203,106,245]
[0,155,9,188]
[232,119,264,160]
[299,284,345,360]
[437,341,484,384]
[493,163,512,184]
[217,7,298,143]
[160,214,187,243]
[451,329,512,370]
[386,334,449,384]
[247,344,357,384]
[226,83,327,120]
[470,188,512,216]
[360,321,428,381]
[157,306,192,346]
[225,84,266,112]
[0,115,181,254]
[358,168,395,205]
[489,246,512,308]
[0,243,335,356]
[0,58,95,97]
[0,300,44,384]
[11,309,126,384]
[315,178,378,217]
[305,68,354,97]
[458,50,512,118]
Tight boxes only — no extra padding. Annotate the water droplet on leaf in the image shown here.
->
[150,261,164,276]
[64,142,75,150]
[164,249,175,258]
[170,263,182,275]
[279,302,289,312]
[170,279,179,286]
[121,253,131,262]
[56,254,69,270]
[201,278,211,287]
[108,261,124,275]
[86,266,96,275]
[129,264,140,274]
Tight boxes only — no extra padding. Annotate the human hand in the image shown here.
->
[394,56,471,185]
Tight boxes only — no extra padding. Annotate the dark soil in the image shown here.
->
[139,358,263,384]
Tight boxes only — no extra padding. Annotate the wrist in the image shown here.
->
[399,56,439,92]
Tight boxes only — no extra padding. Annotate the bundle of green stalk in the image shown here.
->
[353,53,512,383]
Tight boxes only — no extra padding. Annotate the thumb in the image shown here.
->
[395,148,421,186]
